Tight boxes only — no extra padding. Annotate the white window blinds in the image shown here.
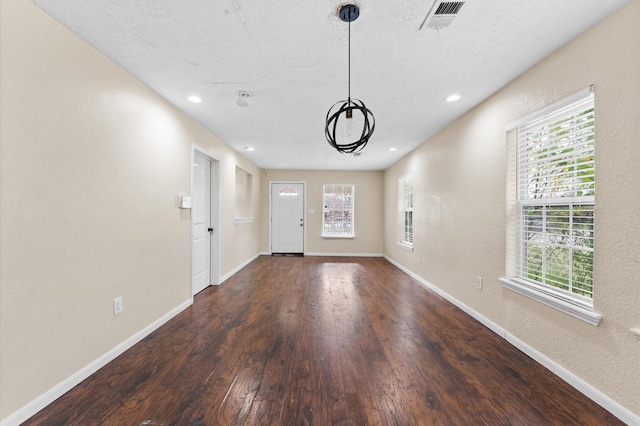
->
[322,184,355,237]
[515,90,595,306]
[400,175,413,245]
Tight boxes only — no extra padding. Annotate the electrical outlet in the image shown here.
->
[476,277,483,290]
[113,297,123,315]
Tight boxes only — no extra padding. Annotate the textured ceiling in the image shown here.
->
[32,0,629,170]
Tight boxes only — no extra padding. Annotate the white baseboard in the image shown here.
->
[304,252,384,257]
[1,299,193,426]
[383,256,640,426]
[504,333,640,426]
[219,253,261,284]
[260,252,383,258]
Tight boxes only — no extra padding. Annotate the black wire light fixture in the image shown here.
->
[325,4,375,154]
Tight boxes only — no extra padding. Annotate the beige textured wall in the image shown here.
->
[384,0,640,416]
[0,0,261,420]
[259,170,384,255]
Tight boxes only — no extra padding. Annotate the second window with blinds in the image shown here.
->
[322,184,355,238]
[398,174,414,250]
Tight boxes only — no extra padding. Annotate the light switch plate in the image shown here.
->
[179,195,192,209]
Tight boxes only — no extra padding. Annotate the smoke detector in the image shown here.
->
[419,1,465,30]
[236,91,250,107]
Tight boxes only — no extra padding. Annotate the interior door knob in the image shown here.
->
[208,227,213,232]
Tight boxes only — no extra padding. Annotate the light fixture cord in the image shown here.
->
[347,18,351,106]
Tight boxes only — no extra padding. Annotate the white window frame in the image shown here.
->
[322,184,355,238]
[500,87,602,326]
[397,174,414,251]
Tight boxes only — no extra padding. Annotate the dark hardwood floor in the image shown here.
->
[23,256,622,425]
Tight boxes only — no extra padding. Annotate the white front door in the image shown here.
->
[271,182,304,254]
[192,153,212,295]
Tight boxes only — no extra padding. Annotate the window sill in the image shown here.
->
[499,277,602,326]
[396,242,414,252]
[322,234,355,239]
[234,217,254,224]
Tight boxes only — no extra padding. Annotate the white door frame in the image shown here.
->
[269,181,306,254]
[191,145,220,296]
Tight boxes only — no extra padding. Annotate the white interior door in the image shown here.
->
[271,182,304,253]
[192,153,212,295]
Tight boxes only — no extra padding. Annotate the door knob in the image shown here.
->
[207,227,213,232]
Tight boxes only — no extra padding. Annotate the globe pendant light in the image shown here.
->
[325,4,375,154]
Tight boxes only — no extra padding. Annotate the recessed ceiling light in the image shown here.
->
[445,94,461,102]
[389,147,397,151]
[245,147,255,151]
[188,95,202,103]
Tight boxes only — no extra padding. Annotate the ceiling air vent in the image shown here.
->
[419,1,465,30]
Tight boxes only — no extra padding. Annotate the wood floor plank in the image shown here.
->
[344,392,386,425]
[213,363,265,426]
[243,398,284,426]
[22,256,624,425]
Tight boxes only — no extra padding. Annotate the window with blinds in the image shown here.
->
[515,89,595,308]
[322,184,355,238]
[399,174,414,246]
